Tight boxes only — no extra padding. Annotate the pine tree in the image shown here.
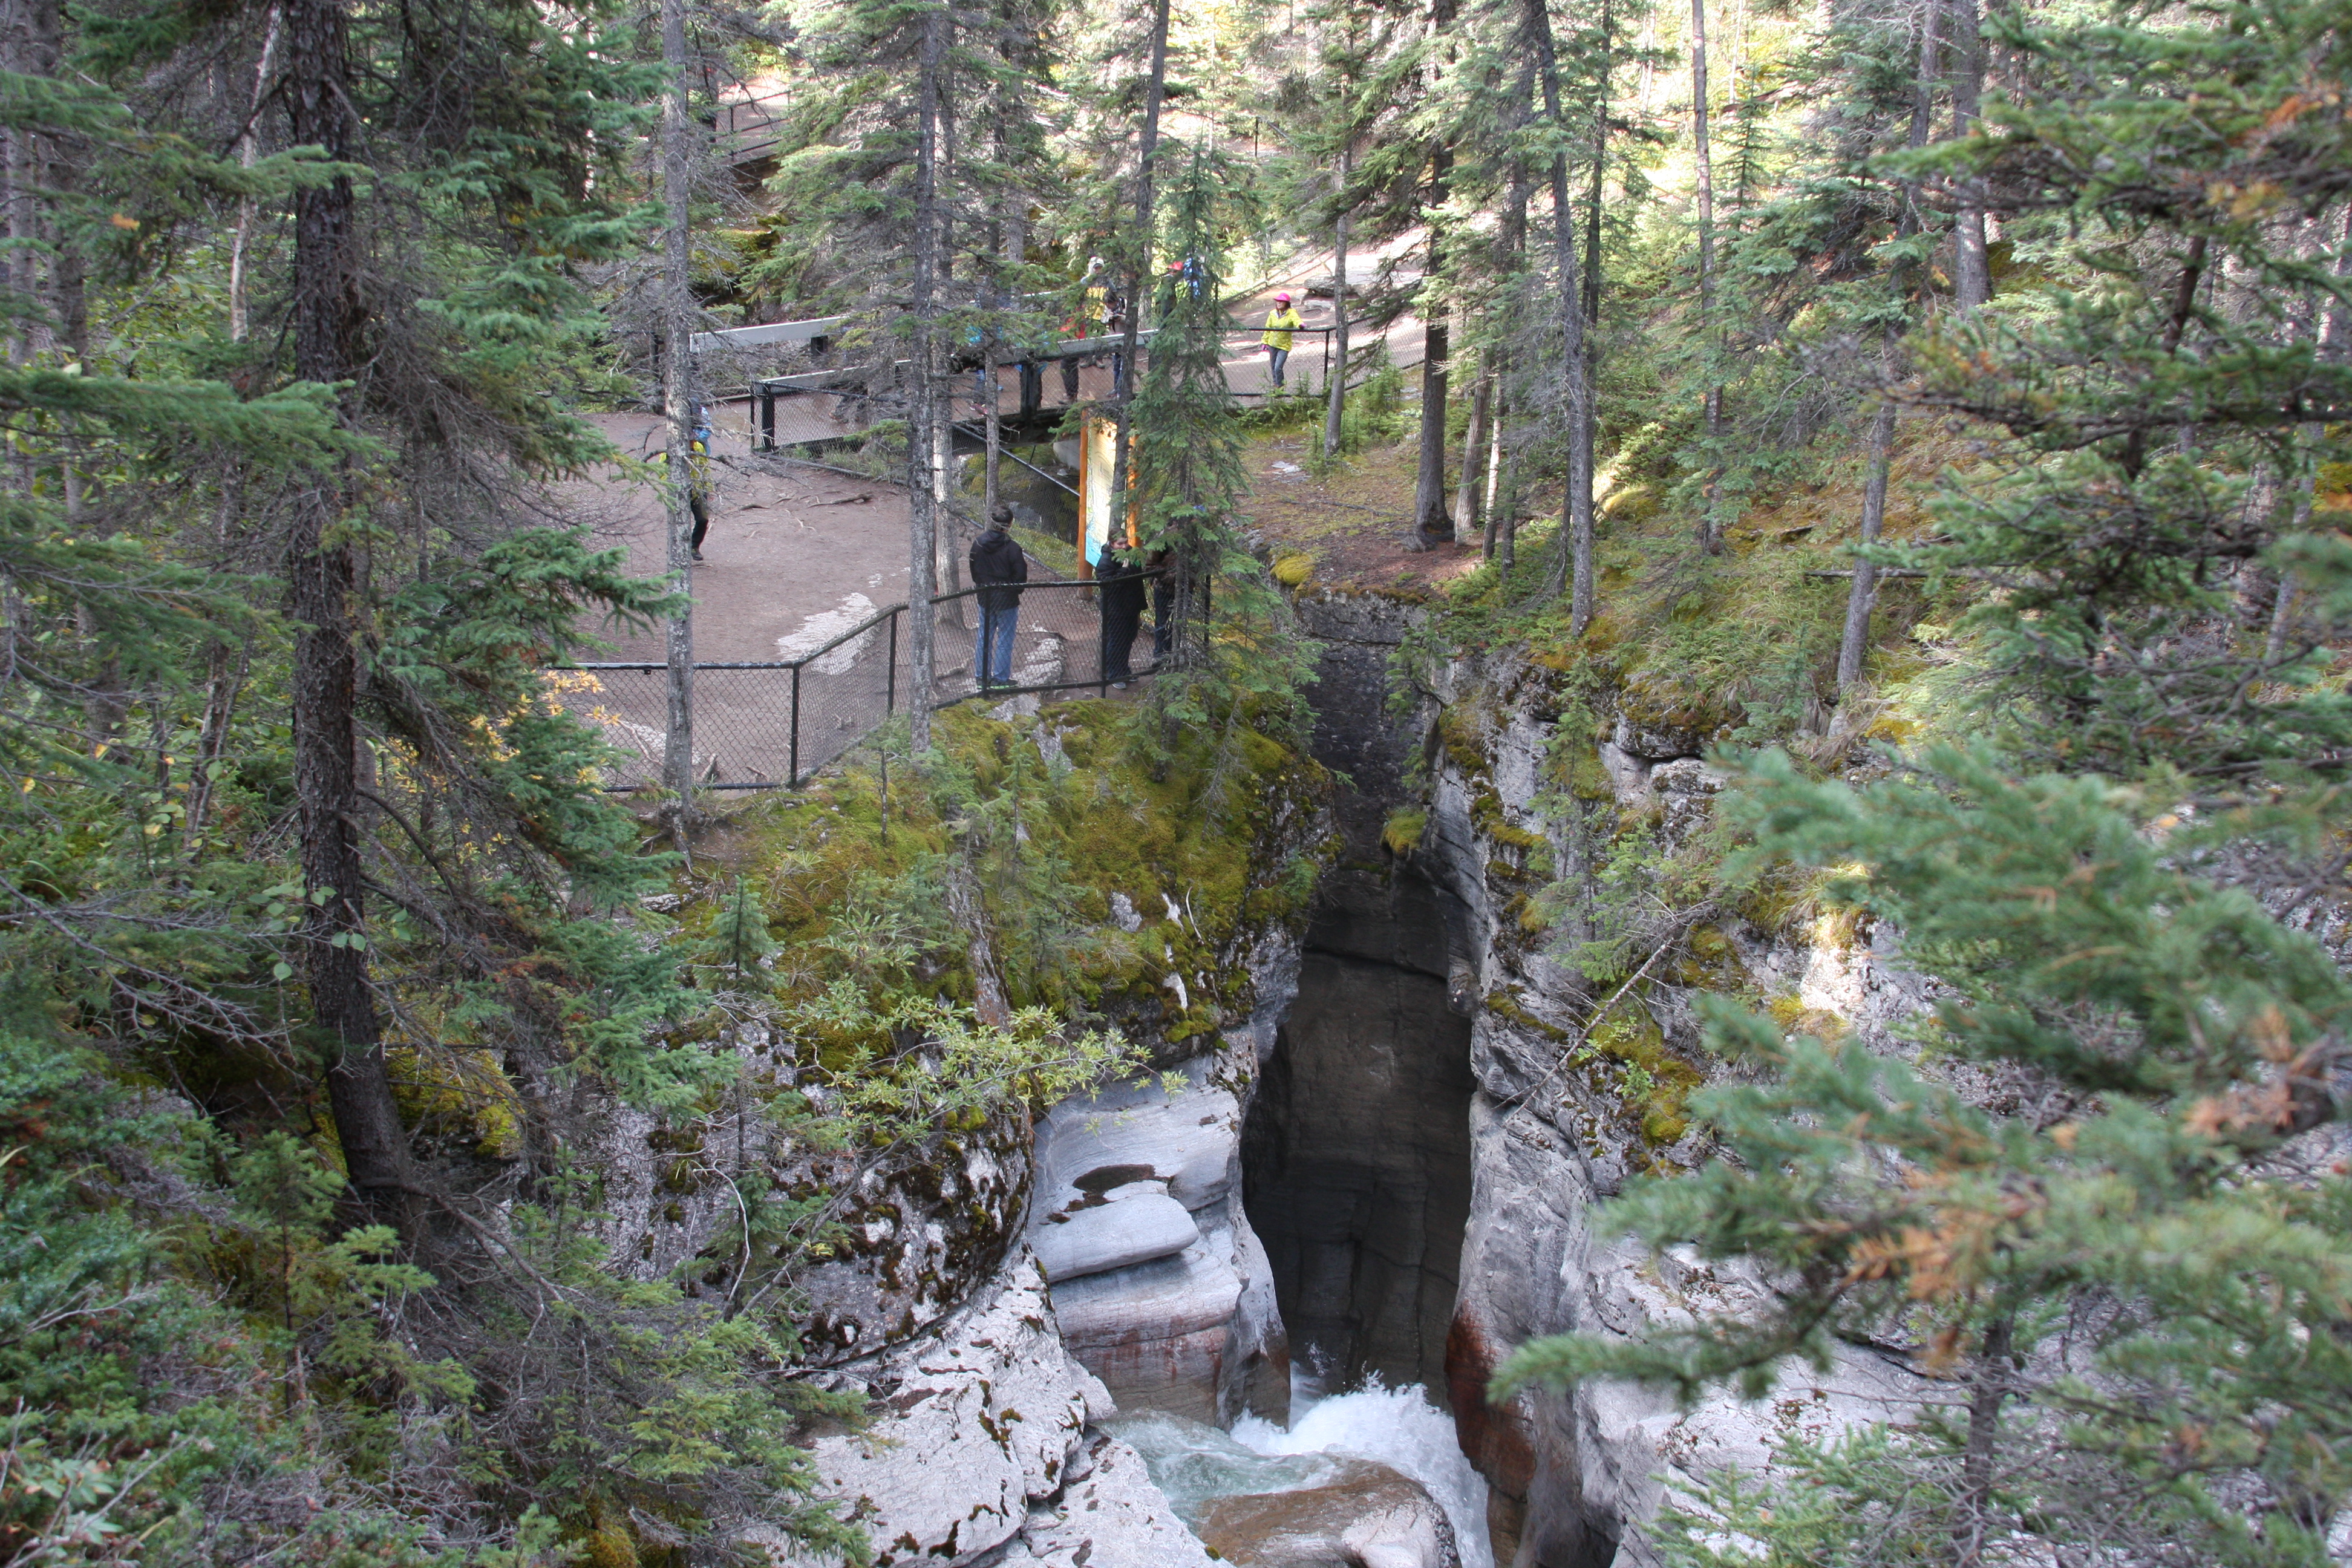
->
[1497,0,2352,1558]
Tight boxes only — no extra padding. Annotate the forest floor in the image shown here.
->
[1235,414,1491,599]
[574,408,915,666]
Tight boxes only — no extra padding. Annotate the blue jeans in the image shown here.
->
[975,604,1019,686]
[1265,344,1290,389]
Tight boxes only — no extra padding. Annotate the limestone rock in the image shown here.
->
[995,1434,1221,1567]
[1033,1189,1201,1283]
[1191,1458,1462,1568]
[792,1253,1091,1566]
[1052,1244,1243,1424]
[1241,929,1472,1395]
[1034,1062,1240,1214]
[1030,1044,1292,1425]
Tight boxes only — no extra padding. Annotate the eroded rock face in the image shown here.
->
[584,1024,1034,1365]
[1191,1458,1462,1568]
[1282,591,1949,1567]
[994,1432,1223,1567]
[1028,1037,1292,1426]
[1243,905,1474,1394]
[1402,636,1940,1568]
[778,1251,1218,1568]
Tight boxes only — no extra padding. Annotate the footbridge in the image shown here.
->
[687,309,1428,452]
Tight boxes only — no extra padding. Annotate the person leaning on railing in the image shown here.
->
[1097,543,1149,690]
[970,505,1028,691]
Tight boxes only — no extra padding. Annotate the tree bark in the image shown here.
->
[1584,0,1610,330]
[1410,0,1457,545]
[1105,0,1169,598]
[659,0,697,814]
[284,0,414,1220]
[230,7,284,344]
[1452,356,1490,542]
[1492,132,1529,573]
[1574,0,1611,629]
[1949,0,1988,313]
[1691,0,1719,463]
[1323,146,1351,459]
[907,0,950,751]
[1952,1315,2013,1568]
[1528,0,1592,618]
[1481,362,1506,559]
[1835,360,1896,694]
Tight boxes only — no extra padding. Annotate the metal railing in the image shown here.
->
[540,578,1163,791]
[748,317,1391,449]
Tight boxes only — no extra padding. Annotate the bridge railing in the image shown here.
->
[747,318,1389,450]
[539,578,1163,792]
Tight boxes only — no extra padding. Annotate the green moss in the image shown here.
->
[1587,1008,1705,1151]
[386,1046,521,1160]
[1667,923,1749,990]
[1469,788,1547,851]
[1438,706,1488,774]
[1382,808,1428,855]
[693,691,1334,1039]
[1485,990,1569,1042]
[1272,552,1315,587]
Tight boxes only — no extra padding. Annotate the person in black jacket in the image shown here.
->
[969,506,1028,690]
[1097,541,1149,689]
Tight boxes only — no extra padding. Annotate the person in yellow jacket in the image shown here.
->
[1261,292,1304,391]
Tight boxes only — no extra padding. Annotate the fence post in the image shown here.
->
[789,662,802,786]
[886,609,898,714]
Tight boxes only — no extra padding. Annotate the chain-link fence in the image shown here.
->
[540,578,1163,791]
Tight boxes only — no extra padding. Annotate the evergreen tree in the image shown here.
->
[1498,0,2352,1559]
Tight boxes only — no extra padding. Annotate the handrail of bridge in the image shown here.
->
[691,315,851,355]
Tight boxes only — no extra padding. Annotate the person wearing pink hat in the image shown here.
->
[1261,292,1304,391]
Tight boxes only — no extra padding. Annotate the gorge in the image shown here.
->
[779,584,1939,1568]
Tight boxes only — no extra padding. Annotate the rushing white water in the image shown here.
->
[1231,1377,1496,1568]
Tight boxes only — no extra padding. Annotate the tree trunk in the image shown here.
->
[1835,371,1896,694]
[284,0,414,1220]
[984,361,1001,520]
[1692,0,1725,551]
[1106,0,1171,552]
[1574,0,1611,630]
[1411,0,1457,545]
[1528,0,1592,617]
[1491,133,1528,573]
[1411,285,1451,541]
[230,7,284,343]
[907,1,949,751]
[1949,0,1988,313]
[659,0,697,815]
[1952,1315,2013,1568]
[1323,147,1351,459]
[1584,0,1610,330]
[1481,363,1506,560]
[1452,357,1490,541]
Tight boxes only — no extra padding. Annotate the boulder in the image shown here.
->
[1033,1188,1201,1283]
[1191,1458,1462,1568]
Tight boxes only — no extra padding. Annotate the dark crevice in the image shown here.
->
[1243,869,1476,1396]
